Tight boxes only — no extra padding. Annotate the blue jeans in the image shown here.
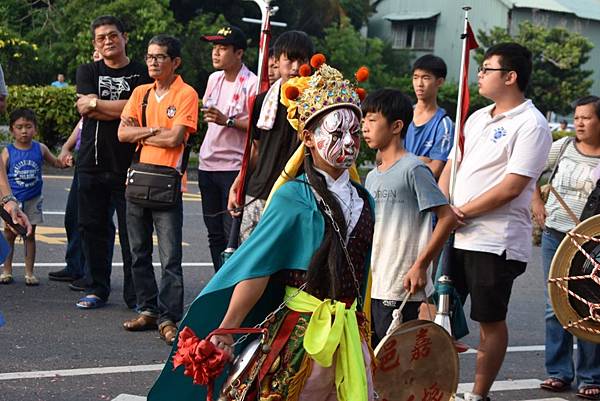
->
[541,228,600,387]
[197,170,237,271]
[126,195,184,325]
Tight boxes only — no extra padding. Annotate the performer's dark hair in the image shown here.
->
[412,54,447,79]
[272,31,314,62]
[484,42,532,92]
[361,89,413,139]
[148,34,181,59]
[9,108,37,130]
[302,116,348,299]
[91,15,126,37]
[573,95,600,119]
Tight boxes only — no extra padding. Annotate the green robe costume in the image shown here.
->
[148,176,374,401]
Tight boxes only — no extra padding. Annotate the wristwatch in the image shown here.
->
[89,98,97,109]
[1,194,18,206]
[226,117,235,128]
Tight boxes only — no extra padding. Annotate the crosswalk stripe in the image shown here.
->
[458,379,542,393]
[111,395,146,401]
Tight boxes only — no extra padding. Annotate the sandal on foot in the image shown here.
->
[0,273,13,284]
[24,275,39,286]
[76,296,106,309]
[540,377,570,392]
[159,321,178,346]
[577,385,600,400]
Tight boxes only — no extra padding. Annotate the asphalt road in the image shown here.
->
[0,169,588,401]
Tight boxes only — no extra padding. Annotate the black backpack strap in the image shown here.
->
[133,88,153,164]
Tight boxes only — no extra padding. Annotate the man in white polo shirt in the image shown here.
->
[439,42,552,401]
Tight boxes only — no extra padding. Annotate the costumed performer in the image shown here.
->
[148,58,374,401]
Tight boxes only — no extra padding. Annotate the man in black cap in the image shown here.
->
[197,26,257,271]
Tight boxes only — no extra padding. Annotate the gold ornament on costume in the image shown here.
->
[217,27,233,36]
[281,53,368,134]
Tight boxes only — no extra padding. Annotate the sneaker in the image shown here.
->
[48,268,77,282]
[69,277,88,291]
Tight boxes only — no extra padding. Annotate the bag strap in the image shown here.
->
[547,137,580,225]
[133,87,193,175]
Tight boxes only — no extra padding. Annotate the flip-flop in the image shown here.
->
[540,377,570,392]
[76,296,106,309]
[577,385,600,400]
[24,275,39,286]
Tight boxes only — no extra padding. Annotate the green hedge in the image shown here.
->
[3,85,80,149]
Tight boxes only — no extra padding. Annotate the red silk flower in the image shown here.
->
[356,87,367,101]
[299,64,312,77]
[310,53,326,69]
[172,327,229,401]
[355,66,369,82]
[285,85,300,101]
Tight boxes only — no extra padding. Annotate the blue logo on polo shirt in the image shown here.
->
[491,127,507,143]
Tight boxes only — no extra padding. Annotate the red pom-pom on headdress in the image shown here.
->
[355,66,369,82]
[299,64,312,77]
[356,87,367,101]
[310,53,326,69]
[285,85,300,100]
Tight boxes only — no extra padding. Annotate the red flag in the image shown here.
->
[457,22,479,156]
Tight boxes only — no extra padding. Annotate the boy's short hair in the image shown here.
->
[412,54,447,79]
[361,89,414,139]
[573,95,600,119]
[272,31,314,62]
[484,42,532,92]
[148,34,181,59]
[91,15,125,37]
[9,108,37,129]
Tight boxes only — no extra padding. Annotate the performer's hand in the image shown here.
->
[203,106,227,126]
[210,333,235,361]
[403,263,427,295]
[228,174,242,217]
[531,198,547,228]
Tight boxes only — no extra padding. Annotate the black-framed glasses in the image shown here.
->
[94,31,120,45]
[145,54,171,64]
[478,66,511,74]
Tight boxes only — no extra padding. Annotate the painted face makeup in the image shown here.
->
[313,108,360,169]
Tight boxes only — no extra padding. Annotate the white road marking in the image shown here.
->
[111,396,146,401]
[458,379,542,393]
[0,364,163,381]
[11,262,213,267]
[463,344,576,354]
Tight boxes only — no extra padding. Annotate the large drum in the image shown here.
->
[373,320,459,401]
[549,215,600,344]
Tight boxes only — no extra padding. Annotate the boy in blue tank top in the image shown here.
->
[1,109,67,285]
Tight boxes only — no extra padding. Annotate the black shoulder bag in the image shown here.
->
[125,88,192,210]
[580,178,600,221]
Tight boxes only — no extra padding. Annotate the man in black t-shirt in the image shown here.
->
[74,15,151,309]
[227,31,314,242]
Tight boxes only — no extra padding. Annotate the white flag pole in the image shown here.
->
[449,6,472,205]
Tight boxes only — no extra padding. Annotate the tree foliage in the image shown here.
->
[5,85,80,149]
[475,21,594,115]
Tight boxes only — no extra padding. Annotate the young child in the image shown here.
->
[1,108,65,285]
[362,89,457,346]
[405,55,454,179]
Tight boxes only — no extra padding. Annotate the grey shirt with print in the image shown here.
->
[365,153,448,301]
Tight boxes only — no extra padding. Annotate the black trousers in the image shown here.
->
[78,171,134,304]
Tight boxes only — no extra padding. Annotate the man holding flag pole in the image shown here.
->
[438,7,552,401]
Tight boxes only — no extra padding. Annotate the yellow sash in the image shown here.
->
[285,286,367,401]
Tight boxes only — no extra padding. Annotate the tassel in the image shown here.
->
[286,354,313,401]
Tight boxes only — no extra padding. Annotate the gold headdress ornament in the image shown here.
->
[265,55,369,209]
[280,53,369,136]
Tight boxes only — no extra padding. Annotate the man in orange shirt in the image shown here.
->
[118,34,198,346]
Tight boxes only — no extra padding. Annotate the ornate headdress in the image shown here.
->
[280,54,368,135]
